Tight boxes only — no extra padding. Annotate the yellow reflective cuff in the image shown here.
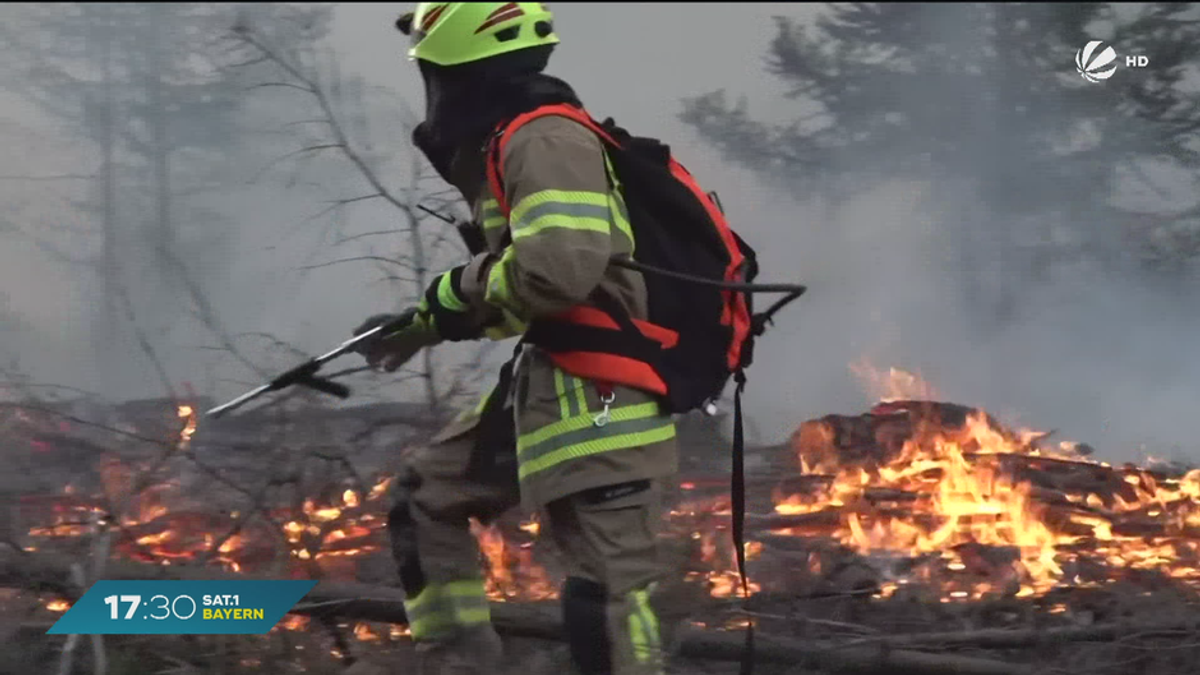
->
[633,588,661,645]
[406,579,486,612]
[484,249,516,308]
[437,272,468,312]
[629,612,650,664]
[408,607,491,640]
[627,586,662,666]
[403,579,491,640]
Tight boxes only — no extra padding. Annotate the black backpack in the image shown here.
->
[485,103,803,414]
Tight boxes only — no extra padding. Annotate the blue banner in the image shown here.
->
[47,580,318,635]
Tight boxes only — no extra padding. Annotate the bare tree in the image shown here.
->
[226,19,490,414]
[0,3,321,397]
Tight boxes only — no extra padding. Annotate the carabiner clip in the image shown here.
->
[593,391,615,428]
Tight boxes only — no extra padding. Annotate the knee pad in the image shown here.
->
[561,576,612,675]
[386,470,426,596]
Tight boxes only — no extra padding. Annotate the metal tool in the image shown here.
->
[205,309,417,418]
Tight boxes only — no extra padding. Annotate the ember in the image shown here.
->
[17,397,561,611]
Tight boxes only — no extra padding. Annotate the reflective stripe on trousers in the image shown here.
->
[516,371,676,481]
[627,585,663,669]
[404,579,491,640]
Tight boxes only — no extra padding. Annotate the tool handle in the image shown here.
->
[297,375,351,399]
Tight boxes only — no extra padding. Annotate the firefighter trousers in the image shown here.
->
[387,427,670,675]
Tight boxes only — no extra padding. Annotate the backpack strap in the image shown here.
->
[484,102,673,393]
[485,103,619,218]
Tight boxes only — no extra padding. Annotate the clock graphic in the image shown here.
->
[103,594,198,621]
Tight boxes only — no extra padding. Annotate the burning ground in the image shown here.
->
[2,366,1200,674]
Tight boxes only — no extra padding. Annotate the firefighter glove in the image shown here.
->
[353,310,438,373]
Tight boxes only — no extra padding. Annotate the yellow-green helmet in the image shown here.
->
[397,3,560,67]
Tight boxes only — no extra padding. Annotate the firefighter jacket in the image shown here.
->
[428,114,679,508]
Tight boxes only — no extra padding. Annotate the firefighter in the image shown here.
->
[353,3,678,673]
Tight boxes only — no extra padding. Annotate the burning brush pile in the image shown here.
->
[766,396,1200,601]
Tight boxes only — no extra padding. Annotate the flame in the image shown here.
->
[24,387,1197,621]
[368,476,394,501]
[276,615,310,632]
[46,599,70,612]
[353,622,381,642]
[470,518,558,601]
[773,364,1200,600]
[176,404,197,449]
[850,359,938,402]
[518,515,541,536]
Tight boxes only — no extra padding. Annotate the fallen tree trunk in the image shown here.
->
[865,621,1200,650]
[0,549,1037,674]
[674,627,1036,675]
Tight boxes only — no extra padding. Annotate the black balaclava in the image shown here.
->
[411,44,582,197]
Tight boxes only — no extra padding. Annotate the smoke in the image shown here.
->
[711,7,1200,462]
[734,174,1200,462]
[3,4,1196,464]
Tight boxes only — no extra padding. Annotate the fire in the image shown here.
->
[668,511,765,598]
[850,358,938,402]
[23,387,1197,643]
[353,622,381,642]
[773,364,1200,601]
[470,518,558,601]
[276,615,310,632]
[26,470,401,577]
[519,515,541,536]
[176,404,197,449]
